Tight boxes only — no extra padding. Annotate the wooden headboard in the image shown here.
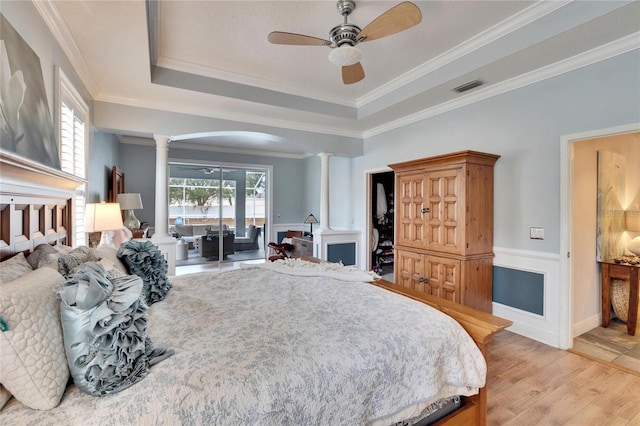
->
[0,151,84,259]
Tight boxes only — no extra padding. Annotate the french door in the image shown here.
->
[169,163,267,265]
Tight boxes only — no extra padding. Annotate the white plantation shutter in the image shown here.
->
[58,69,89,246]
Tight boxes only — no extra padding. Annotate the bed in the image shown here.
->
[0,152,512,425]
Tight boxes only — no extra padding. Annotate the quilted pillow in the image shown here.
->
[57,246,90,278]
[117,240,171,305]
[59,262,173,397]
[0,267,69,409]
[0,252,33,284]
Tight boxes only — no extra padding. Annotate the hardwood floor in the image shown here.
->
[488,331,640,425]
[173,265,640,424]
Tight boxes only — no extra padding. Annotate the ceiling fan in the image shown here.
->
[268,0,422,85]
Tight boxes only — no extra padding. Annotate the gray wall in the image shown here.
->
[87,128,120,203]
[2,2,119,203]
[170,147,310,225]
[118,143,317,228]
[352,50,640,256]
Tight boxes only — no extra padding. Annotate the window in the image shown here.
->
[57,68,89,246]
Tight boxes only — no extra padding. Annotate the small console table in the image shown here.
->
[599,259,639,336]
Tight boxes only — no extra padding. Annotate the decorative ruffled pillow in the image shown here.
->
[58,262,173,397]
[117,240,171,305]
[57,246,90,278]
[0,252,33,284]
[0,267,69,409]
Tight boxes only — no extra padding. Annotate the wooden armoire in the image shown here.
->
[389,150,499,313]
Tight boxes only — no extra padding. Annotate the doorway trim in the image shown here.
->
[365,166,394,272]
[559,122,640,349]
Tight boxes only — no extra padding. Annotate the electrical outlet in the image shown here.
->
[530,227,544,240]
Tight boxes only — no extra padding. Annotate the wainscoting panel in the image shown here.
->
[327,243,357,266]
[493,247,562,348]
[493,266,544,315]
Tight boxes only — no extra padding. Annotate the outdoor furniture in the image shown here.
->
[198,232,235,259]
[175,224,229,248]
[176,240,189,261]
[234,225,260,251]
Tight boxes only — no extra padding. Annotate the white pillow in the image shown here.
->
[0,385,12,410]
[88,246,128,275]
[0,267,69,410]
[0,252,33,284]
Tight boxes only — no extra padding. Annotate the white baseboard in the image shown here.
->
[493,302,561,348]
[572,314,601,339]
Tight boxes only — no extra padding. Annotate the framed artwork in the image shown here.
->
[109,166,125,202]
[596,150,625,261]
[1,14,60,169]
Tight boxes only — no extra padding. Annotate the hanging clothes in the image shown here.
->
[376,183,388,218]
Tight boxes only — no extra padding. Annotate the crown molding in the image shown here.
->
[32,0,99,98]
[357,0,572,107]
[364,33,640,138]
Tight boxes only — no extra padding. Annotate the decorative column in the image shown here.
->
[152,135,171,239]
[318,152,332,230]
[151,134,176,275]
[313,152,361,267]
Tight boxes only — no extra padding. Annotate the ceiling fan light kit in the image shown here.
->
[328,45,362,66]
[268,0,422,85]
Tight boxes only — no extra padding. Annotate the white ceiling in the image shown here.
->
[44,0,639,156]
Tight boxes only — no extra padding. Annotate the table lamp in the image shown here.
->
[85,202,124,248]
[117,193,143,232]
[304,213,319,234]
[625,209,640,256]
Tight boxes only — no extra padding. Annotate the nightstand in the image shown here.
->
[599,259,639,336]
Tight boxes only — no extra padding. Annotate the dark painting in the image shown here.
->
[1,13,60,169]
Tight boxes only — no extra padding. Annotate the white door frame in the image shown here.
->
[364,167,394,271]
[559,122,640,349]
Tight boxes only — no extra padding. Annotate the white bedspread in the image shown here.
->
[2,265,485,425]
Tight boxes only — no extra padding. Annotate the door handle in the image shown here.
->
[421,207,429,213]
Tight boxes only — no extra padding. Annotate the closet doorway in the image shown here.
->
[370,171,395,281]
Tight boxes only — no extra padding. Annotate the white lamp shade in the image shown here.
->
[85,203,123,232]
[116,193,143,210]
[328,45,362,66]
[626,210,640,232]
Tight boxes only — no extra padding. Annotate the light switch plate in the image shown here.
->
[530,227,544,240]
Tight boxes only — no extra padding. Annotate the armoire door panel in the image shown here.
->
[426,169,462,253]
[396,249,424,292]
[426,255,460,303]
[397,173,426,248]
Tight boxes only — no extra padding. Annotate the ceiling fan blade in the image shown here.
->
[268,31,330,46]
[358,1,422,43]
[342,62,365,85]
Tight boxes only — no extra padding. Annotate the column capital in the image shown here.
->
[318,152,333,159]
[153,134,171,148]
